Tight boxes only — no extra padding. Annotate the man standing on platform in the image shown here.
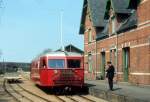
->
[106,61,115,91]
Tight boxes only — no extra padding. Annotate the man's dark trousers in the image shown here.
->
[108,77,113,90]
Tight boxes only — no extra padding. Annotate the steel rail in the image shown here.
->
[3,79,32,102]
[79,95,96,102]
[17,83,65,102]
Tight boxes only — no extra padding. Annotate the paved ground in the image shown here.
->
[85,80,150,102]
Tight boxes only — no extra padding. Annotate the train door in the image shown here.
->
[39,57,47,85]
[40,58,46,68]
[101,52,105,79]
[122,47,130,82]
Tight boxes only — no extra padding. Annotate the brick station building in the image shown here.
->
[79,0,150,85]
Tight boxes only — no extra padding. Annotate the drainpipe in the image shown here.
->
[96,38,97,79]
[148,36,150,82]
[115,32,118,82]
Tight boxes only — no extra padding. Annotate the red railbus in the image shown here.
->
[30,51,84,88]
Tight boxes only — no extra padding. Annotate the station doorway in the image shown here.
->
[122,47,130,82]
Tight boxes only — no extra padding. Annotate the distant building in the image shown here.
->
[56,44,84,54]
[0,62,30,74]
[79,0,150,85]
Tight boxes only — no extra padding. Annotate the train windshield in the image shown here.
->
[48,59,65,68]
[67,59,81,68]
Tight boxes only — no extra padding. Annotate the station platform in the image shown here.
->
[85,80,150,102]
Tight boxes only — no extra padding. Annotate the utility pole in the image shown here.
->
[60,10,64,51]
[0,49,2,58]
[0,50,2,74]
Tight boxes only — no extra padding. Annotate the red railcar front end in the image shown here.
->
[31,52,84,88]
[39,56,84,87]
[39,69,84,87]
[53,69,84,87]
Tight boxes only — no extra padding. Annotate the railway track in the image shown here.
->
[17,83,96,102]
[3,80,93,102]
[3,72,107,102]
[66,95,94,102]
[16,83,65,102]
[3,80,53,102]
[0,77,16,102]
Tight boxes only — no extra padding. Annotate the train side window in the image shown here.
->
[67,59,81,68]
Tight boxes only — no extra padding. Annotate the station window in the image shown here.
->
[48,59,65,68]
[67,59,81,68]
[111,16,116,34]
[88,29,92,43]
[110,50,112,62]
[88,53,92,72]
[110,49,117,66]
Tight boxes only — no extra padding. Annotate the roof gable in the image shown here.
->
[56,44,83,54]
[79,0,87,34]
[88,0,108,27]
[79,0,108,34]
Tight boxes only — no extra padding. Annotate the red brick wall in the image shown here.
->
[84,7,97,80]
[96,26,150,85]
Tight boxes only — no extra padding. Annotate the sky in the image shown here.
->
[0,0,84,62]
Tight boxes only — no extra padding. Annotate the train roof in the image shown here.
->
[44,51,83,57]
[31,51,83,62]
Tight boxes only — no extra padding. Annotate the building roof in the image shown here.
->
[79,0,108,34]
[79,0,139,35]
[56,44,84,54]
[111,0,141,13]
[111,0,130,12]
[88,0,107,27]
[116,10,137,33]
[96,22,109,40]
[79,0,87,34]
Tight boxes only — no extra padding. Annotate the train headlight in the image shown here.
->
[73,69,78,73]
[54,70,58,74]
